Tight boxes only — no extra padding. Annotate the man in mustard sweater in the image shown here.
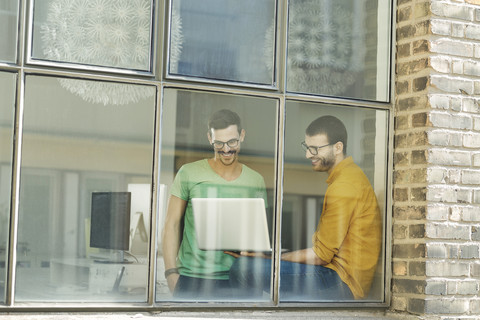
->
[229,115,381,301]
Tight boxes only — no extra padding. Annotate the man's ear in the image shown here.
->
[333,141,344,155]
[239,129,245,142]
[207,130,213,144]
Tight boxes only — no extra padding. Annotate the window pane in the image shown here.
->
[157,89,277,302]
[0,72,16,303]
[0,0,19,62]
[287,0,391,101]
[282,101,388,302]
[168,0,276,85]
[31,0,154,71]
[16,76,156,302]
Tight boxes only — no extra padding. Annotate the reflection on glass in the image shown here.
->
[169,0,276,85]
[286,0,390,101]
[0,0,19,62]
[281,101,388,302]
[16,76,155,302]
[0,72,16,303]
[157,89,277,302]
[31,0,153,71]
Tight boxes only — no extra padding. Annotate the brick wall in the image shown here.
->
[393,0,480,318]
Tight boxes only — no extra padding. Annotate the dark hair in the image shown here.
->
[305,115,347,155]
[208,109,242,134]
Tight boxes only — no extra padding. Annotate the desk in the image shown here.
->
[50,258,148,295]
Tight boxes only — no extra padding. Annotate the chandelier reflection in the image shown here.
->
[40,0,182,105]
[265,0,366,96]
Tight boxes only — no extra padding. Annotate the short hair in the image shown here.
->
[208,109,242,134]
[305,115,347,155]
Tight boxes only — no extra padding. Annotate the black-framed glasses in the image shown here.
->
[212,138,240,149]
[301,141,331,155]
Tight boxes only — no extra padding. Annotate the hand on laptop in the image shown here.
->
[224,251,270,259]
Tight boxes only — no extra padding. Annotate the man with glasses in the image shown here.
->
[162,109,267,300]
[229,115,381,301]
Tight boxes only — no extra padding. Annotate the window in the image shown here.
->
[157,89,278,302]
[167,0,276,86]
[29,0,155,72]
[0,72,16,303]
[286,0,391,101]
[0,0,19,62]
[0,0,393,310]
[282,101,388,302]
[16,76,156,302]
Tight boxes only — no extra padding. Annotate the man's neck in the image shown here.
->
[327,155,346,176]
[208,158,242,181]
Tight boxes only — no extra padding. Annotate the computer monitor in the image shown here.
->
[90,192,131,263]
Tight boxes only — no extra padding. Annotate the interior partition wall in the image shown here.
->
[0,0,394,310]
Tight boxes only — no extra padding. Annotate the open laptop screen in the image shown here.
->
[192,198,271,252]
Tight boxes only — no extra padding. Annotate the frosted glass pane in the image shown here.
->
[286,0,391,101]
[0,0,19,62]
[31,0,153,71]
[169,0,276,85]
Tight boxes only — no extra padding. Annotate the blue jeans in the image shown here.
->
[173,275,232,300]
[229,257,354,301]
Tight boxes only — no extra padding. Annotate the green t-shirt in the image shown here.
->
[170,159,267,280]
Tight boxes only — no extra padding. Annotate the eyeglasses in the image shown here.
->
[212,138,240,149]
[301,141,331,155]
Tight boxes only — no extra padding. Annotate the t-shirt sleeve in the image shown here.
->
[312,182,359,263]
[169,165,189,201]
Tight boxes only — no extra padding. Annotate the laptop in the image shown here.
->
[191,198,271,252]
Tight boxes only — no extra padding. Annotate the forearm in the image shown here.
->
[162,195,187,270]
[281,248,327,265]
[161,195,187,292]
[162,222,181,270]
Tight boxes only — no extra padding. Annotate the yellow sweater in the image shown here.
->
[312,157,381,299]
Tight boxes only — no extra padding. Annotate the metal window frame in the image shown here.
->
[0,0,396,311]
